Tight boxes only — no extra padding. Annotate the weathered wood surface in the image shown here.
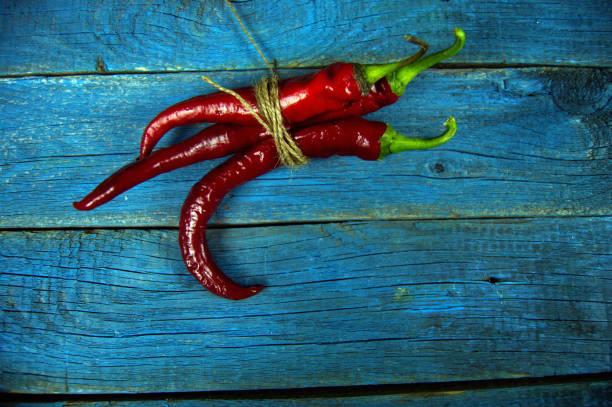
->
[0,0,610,401]
[1,67,610,228]
[1,0,611,75]
[1,217,610,393]
[5,381,612,406]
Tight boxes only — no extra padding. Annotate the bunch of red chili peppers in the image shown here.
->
[74,28,466,300]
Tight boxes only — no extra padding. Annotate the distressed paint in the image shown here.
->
[0,0,610,400]
[1,0,611,75]
[1,217,610,393]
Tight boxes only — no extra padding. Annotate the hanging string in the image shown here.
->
[201,0,308,167]
[224,0,274,73]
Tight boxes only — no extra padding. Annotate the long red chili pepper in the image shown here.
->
[180,117,457,300]
[139,28,465,159]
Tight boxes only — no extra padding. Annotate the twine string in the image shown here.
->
[225,0,273,73]
[200,0,307,167]
[253,74,309,166]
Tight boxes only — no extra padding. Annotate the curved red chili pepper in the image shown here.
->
[73,124,268,211]
[139,62,365,159]
[180,117,457,299]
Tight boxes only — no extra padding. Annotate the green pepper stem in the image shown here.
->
[388,27,466,96]
[358,35,429,85]
[378,117,457,159]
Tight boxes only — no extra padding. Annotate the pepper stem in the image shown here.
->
[378,117,457,159]
[358,35,429,85]
[387,27,466,96]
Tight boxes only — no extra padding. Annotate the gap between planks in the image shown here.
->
[0,213,610,233]
[1,372,610,402]
[1,62,607,79]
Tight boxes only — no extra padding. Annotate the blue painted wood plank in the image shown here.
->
[1,68,609,228]
[6,381,611,406]
[1,217,610,393]
[0,0,611,75]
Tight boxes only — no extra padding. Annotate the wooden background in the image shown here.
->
[1,0,610,405]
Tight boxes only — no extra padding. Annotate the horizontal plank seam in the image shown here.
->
[0,214,610,233]
[0,63,610,79]
[1,371,610,401]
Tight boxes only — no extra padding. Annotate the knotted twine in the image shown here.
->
[201,1,308,167]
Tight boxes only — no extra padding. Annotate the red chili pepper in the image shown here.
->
[180,117,457,299]
[139,28,465,159]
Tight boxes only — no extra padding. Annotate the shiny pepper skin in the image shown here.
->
[179,118,387,300]
[140,63,364,159]
[74,124,269,211]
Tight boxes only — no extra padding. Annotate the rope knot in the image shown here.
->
[254,74,308,167]
[202,73,308,168]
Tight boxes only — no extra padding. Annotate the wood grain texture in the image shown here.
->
[5,381,612,406]
[1,0,611,75]
[1,0,610,400]
[1,68,610,228]
[1,217,610,393]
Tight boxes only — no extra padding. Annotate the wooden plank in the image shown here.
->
[5,381,612,406]
[1,67,610,228]
[1,216,610,393]
[1,0,611,76]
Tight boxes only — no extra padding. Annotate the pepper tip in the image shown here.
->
[230,285,264,300]
[444,116,456,128]
[73,199,96,211]
[73,201,86,211]
[453,27,466,43]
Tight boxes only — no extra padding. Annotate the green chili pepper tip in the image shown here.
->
[387,27,466,96]
[358,35,429,86]
[378,117,457,159]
